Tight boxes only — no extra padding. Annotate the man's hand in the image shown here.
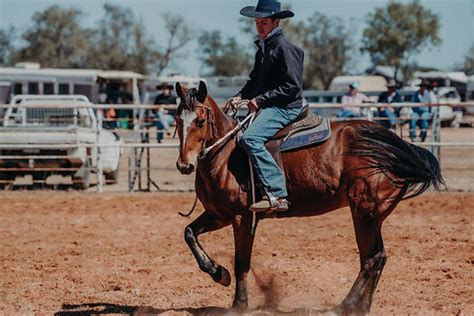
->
[248,98,258,112]
[224,96,241,114]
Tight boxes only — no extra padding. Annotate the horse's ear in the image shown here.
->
[197,80,207,103]
[175,82,185,98]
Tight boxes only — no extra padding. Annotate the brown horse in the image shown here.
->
[174,81,443,314]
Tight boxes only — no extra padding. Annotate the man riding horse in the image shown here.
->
[225,0,304,213]
[173,0,443,313]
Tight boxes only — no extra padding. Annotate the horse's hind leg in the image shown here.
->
[184,211,231,286]
[335,214,386,315]
[335,188,404,315]
[232,214,257,310]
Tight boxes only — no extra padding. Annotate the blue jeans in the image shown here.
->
[155,112,174,143]
[410,108,431,141]
[376,109,397,128]
[337,109,361,118]
[239,106,302,198]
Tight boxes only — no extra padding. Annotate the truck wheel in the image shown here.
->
[0,174,13,190]
[104,168,120,184]
[72,175,90,190]
[72,160,91,190]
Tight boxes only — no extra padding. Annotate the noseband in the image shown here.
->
[177,98,254,160]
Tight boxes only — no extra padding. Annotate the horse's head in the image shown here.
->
[175,80,213,175]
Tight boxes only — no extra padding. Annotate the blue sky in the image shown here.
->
[1,0,473,76]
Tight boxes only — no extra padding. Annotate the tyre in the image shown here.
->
[72,160,91,190]
[104,168,120,185]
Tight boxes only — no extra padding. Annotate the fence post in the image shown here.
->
[430,101,441,161]
[96,109,104,193]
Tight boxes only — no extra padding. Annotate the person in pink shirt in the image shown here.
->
[337,81,369,119]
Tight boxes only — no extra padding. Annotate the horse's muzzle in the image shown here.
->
[177,159,195,175]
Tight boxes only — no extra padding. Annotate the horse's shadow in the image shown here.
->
[55,303,330,315]
[54,303,229,315]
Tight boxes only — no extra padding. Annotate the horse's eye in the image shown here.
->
[196,118,206,128]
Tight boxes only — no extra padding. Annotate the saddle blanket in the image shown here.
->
[279,116,331,152]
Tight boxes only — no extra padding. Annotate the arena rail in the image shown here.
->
[1,102,473,192]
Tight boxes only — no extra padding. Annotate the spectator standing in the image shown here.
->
[376,79,400,130]
[337,82,369,119]
[410,79,433,142]
[153,82,176,143]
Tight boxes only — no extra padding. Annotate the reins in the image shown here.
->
[199,110,255,160]
[178,99,258,219]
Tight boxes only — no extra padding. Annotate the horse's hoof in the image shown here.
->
[332,303,367,316]
[212,265,231,287]
[231,301,248,313]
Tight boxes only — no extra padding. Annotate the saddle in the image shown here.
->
[264,110,331,171]
[239,108,331,205]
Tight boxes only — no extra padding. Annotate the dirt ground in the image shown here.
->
[0,192,472,315]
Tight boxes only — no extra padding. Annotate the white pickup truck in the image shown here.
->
[0,95,122,189]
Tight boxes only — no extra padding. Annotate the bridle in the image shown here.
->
[176,98,257,232]
[175,99,254,161]
[195,103,216,160]
[197,101,255,160]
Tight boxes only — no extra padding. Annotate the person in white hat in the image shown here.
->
[337,81,370,119]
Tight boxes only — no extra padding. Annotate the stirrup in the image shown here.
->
[249,196,290,213]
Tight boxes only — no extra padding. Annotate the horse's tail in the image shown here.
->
[350,123,445,200]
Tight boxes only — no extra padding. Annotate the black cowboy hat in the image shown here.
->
[240,0,294,19]
[156,82,174,90]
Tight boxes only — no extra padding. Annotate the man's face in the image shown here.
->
[255,18,279,39]
[163,88,171,96]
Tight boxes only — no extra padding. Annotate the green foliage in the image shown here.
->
[0,27,16,65]
[155,14,193,75]
[85,3,157,73]
[361,0,441,81]
[198,31,251,76]
[2,3,192,74]
[87,4,191,74]
[461,46,474,75]
[15,5,92,68]
[300,13,353,89]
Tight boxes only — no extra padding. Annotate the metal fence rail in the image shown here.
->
[1,101,473,192]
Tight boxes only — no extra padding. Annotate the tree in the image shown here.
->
[85,3,158,73]
[302,13,353,89]
[460,46,474,75]
[198,30,251,76]
[15,5,91,68]
[155,14,193,75]
[86,4,192,75]
[361,0,441,82]
[0,27,16,66]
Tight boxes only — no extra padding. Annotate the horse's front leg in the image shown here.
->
[232,213,258,310]
[184,211,232,286]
